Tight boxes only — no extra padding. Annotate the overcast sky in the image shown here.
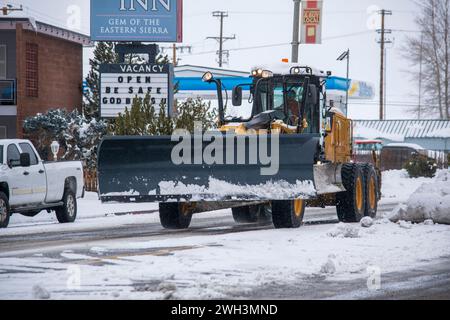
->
[4,0,421,120]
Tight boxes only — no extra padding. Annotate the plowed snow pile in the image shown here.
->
[381,170,434,202]
[388,170,450,225]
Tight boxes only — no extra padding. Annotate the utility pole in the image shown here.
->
[207,11,236,67]
[337,49,350,116]
[1,4,23,15]
[160,44,192,66]
[377,9,392,120]
[291,0,301,63]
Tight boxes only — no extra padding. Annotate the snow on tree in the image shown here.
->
[23,109,107,170]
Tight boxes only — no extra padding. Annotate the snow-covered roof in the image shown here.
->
[0,17,92,46]
[385,143,425,151]
[354,120,450,141]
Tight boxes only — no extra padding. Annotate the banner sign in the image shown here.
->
[300,0,323,44]
[327,76,375,100]
[90,0,183,42]
[100,64,174,118]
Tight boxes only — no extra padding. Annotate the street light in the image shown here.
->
[337,49,350,116]
[51,141,60,162]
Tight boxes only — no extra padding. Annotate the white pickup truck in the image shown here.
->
[0,139,84,228]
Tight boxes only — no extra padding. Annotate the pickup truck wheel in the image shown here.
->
[56,190,77,224]
[271,199,305,229]
[159,203,192,230]
[0,192,10,229]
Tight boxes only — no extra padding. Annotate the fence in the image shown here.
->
[354,149,448,171]
[84,169,98,193]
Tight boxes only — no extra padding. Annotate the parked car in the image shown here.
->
[380,143,427,171]
[0,139,84,228]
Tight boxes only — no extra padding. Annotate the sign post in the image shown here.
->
[300,0,323,44]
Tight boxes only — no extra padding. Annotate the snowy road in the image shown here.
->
[2,200,450,300]
[0,204,395,253]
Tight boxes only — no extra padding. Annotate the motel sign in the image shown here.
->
[90,0,183,42]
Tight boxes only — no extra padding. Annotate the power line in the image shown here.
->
[350,101,441,108]
[180,30,372,57]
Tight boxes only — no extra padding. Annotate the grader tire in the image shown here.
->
[336,164,366,223]
[159,203,193,230]
[362,164,379,218]
[272,199,306,229]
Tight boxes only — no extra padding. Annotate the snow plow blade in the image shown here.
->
[98,134,321,203]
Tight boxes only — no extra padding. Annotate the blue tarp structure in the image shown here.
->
[174,76,374,99]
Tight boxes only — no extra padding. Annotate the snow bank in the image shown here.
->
[381,170,436,203]
[388,170,450,225]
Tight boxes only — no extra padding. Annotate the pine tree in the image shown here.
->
[83,42,118,121]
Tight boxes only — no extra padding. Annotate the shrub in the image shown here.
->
[403,153,438,178]
[109,95,217,136]
[23,109,107,170]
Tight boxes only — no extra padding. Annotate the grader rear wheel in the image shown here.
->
[336,164,366,223]
[362,164,379,218]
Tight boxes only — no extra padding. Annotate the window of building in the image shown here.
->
[0,45,6,79]
[0,126,6,139]
[19,142,39,165]
[25,43,38,97]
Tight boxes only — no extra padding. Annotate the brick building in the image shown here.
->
[0,17,91,138]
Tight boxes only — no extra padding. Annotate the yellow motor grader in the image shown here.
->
[98,65,381,229]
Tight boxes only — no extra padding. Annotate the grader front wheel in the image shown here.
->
[159,203,193,230]
[272,199,306,229]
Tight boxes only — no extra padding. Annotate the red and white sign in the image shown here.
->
[300,0,323,44]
